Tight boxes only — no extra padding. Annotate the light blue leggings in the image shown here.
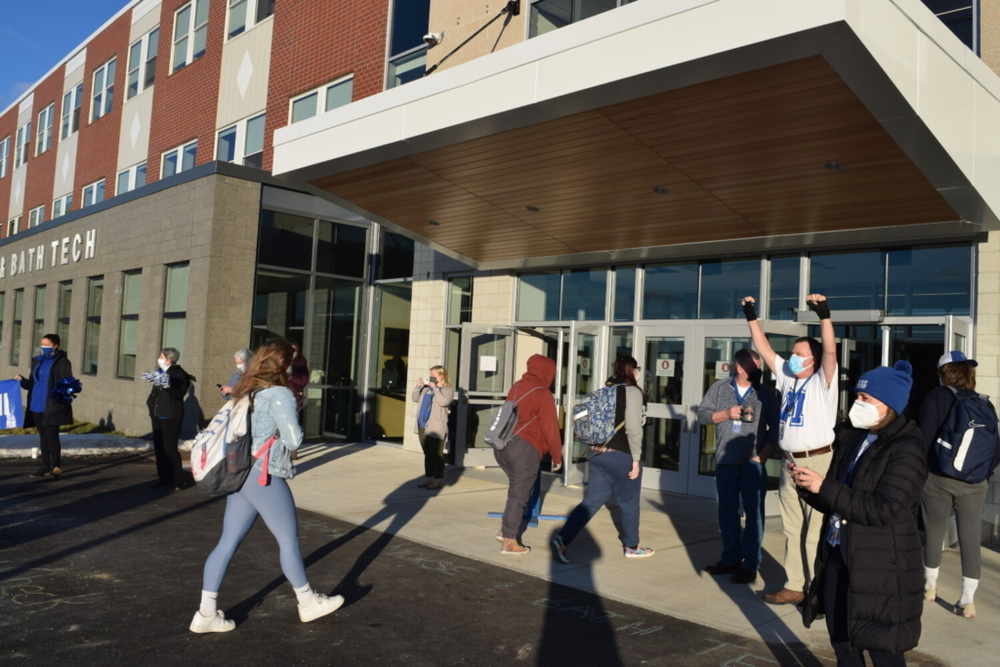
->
[202,475,308,592]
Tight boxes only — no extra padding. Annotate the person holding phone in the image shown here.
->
[411,365,454,490]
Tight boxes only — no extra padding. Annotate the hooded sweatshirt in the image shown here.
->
[506,354,562,466]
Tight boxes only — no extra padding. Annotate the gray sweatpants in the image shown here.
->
[920,472,988,578]
[494,435,540,540]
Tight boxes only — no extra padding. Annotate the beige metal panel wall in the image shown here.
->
[427,0,527,73]
[215,19,273,131]
[0,173,260,437]
[118,90,155,175]
[53,53,87,199]
[7,94,34,221]
[130,0,161,36]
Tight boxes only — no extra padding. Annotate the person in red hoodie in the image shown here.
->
[496,354,563,555]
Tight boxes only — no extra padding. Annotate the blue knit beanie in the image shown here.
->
[854,360,913,415]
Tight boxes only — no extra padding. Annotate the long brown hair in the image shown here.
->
[613,355,639,387]
[939,362,976,391]
[232,339,294,400]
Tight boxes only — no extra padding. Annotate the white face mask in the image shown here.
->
[237,363,246,373]
[849,400,883,429]
[157,359,170,370]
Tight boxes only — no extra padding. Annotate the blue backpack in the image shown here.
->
[934,388,1000,484]
[572,384,625,445]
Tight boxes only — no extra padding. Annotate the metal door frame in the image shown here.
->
[455,323,516,467]
[563,322,606,486]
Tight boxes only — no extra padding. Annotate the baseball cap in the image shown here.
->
[937,351,978,368]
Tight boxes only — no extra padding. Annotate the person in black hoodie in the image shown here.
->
[793,361,927,667]
[15,333,73,479]
[146,347,192,489]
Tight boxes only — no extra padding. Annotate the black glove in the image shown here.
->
[742,300,758,322]
[807,299,831,320]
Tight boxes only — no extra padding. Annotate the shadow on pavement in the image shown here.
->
[290,441,372,475]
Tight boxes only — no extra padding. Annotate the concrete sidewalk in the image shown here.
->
[289,441,996,666]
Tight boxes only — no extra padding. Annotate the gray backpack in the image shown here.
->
[483,386,542,451]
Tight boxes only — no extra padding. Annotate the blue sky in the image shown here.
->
[1,0,133,113]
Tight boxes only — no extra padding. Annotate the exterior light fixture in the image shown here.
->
[825,162,846,171]
[526,205,540,212]
[652,187,671,195]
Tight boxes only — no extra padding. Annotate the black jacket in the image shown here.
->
[21,350,74,427]
[146,364,191,420]
[802,415,928,654]
[917,385,1000,480]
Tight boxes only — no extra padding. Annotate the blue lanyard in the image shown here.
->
[781,372,815,423]
[731,378,751,406]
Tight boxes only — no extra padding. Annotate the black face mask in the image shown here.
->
[748,369,763,385]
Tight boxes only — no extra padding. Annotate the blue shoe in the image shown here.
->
[550,536,570,564]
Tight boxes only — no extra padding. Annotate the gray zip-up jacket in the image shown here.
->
[697,379,779,465]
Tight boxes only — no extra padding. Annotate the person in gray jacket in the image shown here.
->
[412,365,455,490]
[698,348,779,584]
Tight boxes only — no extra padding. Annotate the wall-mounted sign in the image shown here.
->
[655,357,675,377]
[0,229,97,280]
[716,361,732,380]
[480,355,497,372]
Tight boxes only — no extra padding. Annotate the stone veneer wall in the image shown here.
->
[978,232,1000,544]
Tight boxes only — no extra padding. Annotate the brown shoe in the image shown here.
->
[730,567,758,584]
[762,588,805,605]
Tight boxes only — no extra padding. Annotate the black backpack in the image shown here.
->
[934,387,1000,484]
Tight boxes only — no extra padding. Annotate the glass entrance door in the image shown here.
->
[455,324,516,467]
[564,322,606,486]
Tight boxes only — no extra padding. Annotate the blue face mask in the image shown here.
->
[788,354,813,375]
[40,346,54,357]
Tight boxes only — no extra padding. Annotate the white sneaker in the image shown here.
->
[189,610,235,633]
[298,593,344,623]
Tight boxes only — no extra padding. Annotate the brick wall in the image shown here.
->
[22,72,64,225]
[146,0,227,181]
[73,12,131,208]
[261,0,390,172]
[0,108,15,237]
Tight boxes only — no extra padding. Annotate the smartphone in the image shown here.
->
[781,449,797,468]
[216,384,223,388]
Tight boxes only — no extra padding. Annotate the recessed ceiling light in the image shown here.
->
[825,162,846,171]
[427,220,440,226]
[526,205,540,212]
[652,187,671,195]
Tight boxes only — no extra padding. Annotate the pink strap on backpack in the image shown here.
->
[254,433,279,485]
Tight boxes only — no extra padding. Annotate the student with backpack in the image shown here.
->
[550,355,654,564]
[189,339,342,633]
[494,354,563,556]
[917,351,1000,619]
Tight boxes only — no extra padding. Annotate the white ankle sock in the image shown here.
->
[960,577,979,606]
[199,590,218,617]
[294,583,315,607]
[924,566,940,591]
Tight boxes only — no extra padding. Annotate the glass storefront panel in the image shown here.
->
[886,245,971,316]
[447,276,473,326]
[609,326,633,368]
[316,220,367,278]
[809,250,885,310]
[380,232,415,280]
[251,270,309,347]
[561,268,606,321]
[311,277,360,387]
[698,337,751,477]
[613,267,636,322]
[700,259,760,319]
[888,324,945,419]
[368,283,412,442]
[768,255,800,320]
[468,333,508,394]
[518,272,560,321]
[258,210,314,271]
[643,263,697,320]
[643,337,684,471]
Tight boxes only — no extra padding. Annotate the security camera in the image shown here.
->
[423,32,443,47]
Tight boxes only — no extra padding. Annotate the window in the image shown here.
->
[36,104,54,155]
[529,0,637,38]
[290,77,353,123]
[768,255,801,321]
[28,205,45,228]
[116,163,147,195]
[83,180,106,208]
[387,0,429,88]
[118,271,142,378]
[57,281,72,344]
[127,28,159,100]
[517,269,608,321]
[32,286,46,352]
[83,277,104,374]
[217,113,265,168]
[53,194,73,219]
[91,58,116,121]
[0,136,8,178]
[227,0,274,39]
[922,1,978,53]
[14,121,31,169]
[11,289,25,366]
[7,216,21,237]
[162,140,197,177]
[163,264,189,359]
[61,83,83,139]
[172,0,210,72]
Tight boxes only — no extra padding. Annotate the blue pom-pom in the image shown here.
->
[893,360,913,376]
[49,377,83,404]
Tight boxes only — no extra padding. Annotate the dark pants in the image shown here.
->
[33,413,62,471]
[560,449,642,548]
[716,460,767,571]
[825,545,907,667]
[494,435,540,540]
[152,417,184,485]
[418,428,445,479]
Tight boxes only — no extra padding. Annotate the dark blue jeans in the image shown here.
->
[715,460,767,571]
[560,450,642,548]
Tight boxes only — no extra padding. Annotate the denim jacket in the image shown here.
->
[250,386,302,480]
